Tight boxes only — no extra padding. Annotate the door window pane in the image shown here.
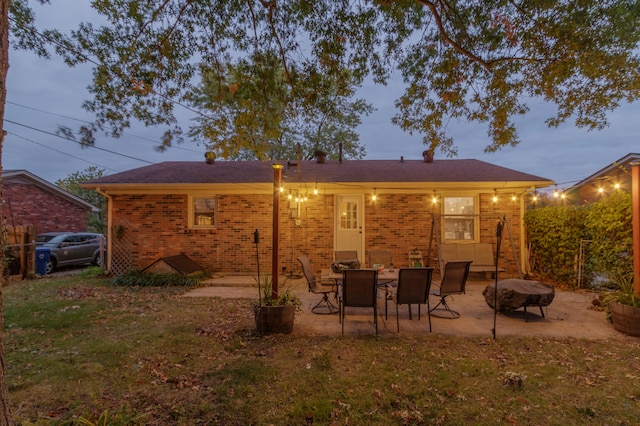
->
[339,200,358,230]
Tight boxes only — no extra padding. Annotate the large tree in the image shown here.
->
[2,0,640,421]
[0,0,8,422]
[55,167,107,234]
[188,50,371,160]
[8,1,640,158]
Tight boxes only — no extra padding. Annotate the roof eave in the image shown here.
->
[82,179,554,196]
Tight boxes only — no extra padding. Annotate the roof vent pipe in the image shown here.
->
[400,156,404,163]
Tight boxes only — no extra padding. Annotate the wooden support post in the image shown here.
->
[632,162,640,297]
[272,164,283,299]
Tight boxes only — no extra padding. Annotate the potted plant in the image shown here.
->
[253,275,301,335]
[602,270,640,337]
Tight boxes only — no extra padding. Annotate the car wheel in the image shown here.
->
[92,253,102,267]
[45,259,55,274]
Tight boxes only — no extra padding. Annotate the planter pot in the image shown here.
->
[254,304,295,335]
[609,301,640,337]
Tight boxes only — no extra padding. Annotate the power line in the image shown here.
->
[4,119,156,165]
[6,131,121,172]
[6,100,203,154]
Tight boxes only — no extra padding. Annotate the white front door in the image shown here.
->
[334,194,364,261]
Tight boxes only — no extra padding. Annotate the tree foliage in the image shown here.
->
[9,0,640,159]
[55,167,107,234]
[188,50,371,160]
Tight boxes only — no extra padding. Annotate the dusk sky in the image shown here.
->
[4,1,638,191]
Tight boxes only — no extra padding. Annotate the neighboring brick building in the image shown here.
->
[566,153,640,204]
[2,170,97,234]
[83,156,553,277]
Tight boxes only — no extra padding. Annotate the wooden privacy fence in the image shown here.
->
[4,225,36,278]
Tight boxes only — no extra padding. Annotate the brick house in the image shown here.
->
[2,170,98,234]
[566,153,640,204]
[83,156,553,277]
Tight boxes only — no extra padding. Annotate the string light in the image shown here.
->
[511,195,517,202]
[492,190,498,203]
[372,188,377,201]
[313,183,318,195]
[431,191,438,204]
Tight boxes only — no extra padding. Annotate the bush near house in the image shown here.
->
[525,192,632,289]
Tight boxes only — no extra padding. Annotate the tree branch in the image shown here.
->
[416,0,492,70]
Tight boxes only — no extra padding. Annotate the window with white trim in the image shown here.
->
[442,196,477,241]
[191,196,217,228]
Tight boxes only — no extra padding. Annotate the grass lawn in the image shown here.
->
[3,271,640,425]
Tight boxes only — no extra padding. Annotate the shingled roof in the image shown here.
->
[86,159,552,190]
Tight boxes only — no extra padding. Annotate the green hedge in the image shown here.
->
[524,191,632,289]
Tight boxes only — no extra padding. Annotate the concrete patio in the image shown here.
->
[183,273,631,340]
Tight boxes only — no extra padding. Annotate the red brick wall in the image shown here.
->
[109,192,523,276]
[2,182,89,234]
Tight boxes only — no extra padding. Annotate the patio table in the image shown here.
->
[322,268,399,283]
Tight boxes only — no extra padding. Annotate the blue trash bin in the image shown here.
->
[35,247,51,275]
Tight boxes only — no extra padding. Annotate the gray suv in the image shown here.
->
[35,232,106,274]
